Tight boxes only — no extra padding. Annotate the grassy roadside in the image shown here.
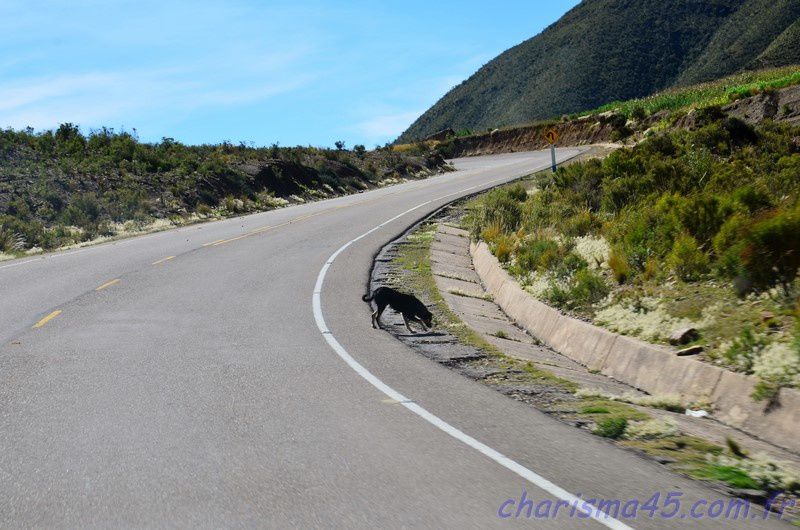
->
[392,222,575,391]
[387,213,799,517]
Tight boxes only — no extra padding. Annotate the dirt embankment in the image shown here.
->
[723,84,800,125]
[438,116,622,158]
[438,84,800,158]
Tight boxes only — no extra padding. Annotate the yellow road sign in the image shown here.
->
[545,129,559,145]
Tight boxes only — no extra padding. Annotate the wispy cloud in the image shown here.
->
[352,110,422,143]
[0,0,577,146]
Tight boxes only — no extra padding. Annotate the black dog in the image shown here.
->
[362,286,433,333]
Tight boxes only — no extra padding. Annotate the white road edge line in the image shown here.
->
[312,161,634,530]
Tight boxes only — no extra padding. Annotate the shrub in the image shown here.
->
[751,342,800,401]
[697,465,761,490]
[505,183,528,202]
[732,186,772,213]
[722,327,767,373]
[493,235,515,263]
[666,234,709,281]
[623,419,679,440]
[552,252,588,280]
[480,221,503,244]
[608,248,630,283]
[468,186,525,237]
[709,453,800,492]
[594,417,628,439]
[740,208,800,293]
[642,258,660,281]
[564,209,596,236]
[569,268,609,308]
[678,194,728,248]
[515,238,560,273]
[630,106,647,121]
[0,226,25,253]
[712,214,747,275]
[62,193,102,229]
[544,282,571,309]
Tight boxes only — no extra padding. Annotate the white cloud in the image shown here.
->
[0,57,317,132]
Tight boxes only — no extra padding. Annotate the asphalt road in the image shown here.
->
[0,149,787,528]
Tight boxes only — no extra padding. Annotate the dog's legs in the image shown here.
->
[402,314,416,334]
[374,304,386,329]
[371,310,379,329]
[412,316,429,331]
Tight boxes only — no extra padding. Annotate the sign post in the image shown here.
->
[545,129,559,173]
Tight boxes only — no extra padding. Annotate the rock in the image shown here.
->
[653,456,677,465]
[669,327,699,345]
[728,489,768,502]
[760,311,775,322]
[676,345,704,356]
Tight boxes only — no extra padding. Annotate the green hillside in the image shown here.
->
[0,126,445,255]
[399,0,800,142]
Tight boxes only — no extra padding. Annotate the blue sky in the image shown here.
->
[0,0,579,147]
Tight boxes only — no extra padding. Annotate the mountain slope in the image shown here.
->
[675,0,800,85]
[398,0,800,142]
[755,19,800,68]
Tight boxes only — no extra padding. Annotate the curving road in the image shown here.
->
[0,149,786,528]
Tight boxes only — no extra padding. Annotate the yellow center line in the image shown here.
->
[210,207,350,247]
[152,255,175,265]
[33,310,62,329]
[95,278,121,291]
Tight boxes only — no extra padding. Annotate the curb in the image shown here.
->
[470,240,800,454]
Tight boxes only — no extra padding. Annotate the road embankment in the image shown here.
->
[471,240,800,454]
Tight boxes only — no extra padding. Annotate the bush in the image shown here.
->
[623,419,679,440]
[751,342,800,401]
[480,221,503,244]
[732,185,772,213]
[740,208,800,293]
[713,214,747,274]
[515,238,560,273]
[494,236,514,263]
[467,186,525,237]
[551,251,587,280]
[594,417,628,439]
[0,226,25,253]
[722,327,767,373]
[563,209,596,236]
[666,234,709,281]
[505,183,528,202]
[569,268,609,308]
[608,248,630,284]
[678,194,728,248]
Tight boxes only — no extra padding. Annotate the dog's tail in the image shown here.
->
[362,292,373,302]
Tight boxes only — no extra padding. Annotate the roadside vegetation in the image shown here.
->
[0,125,447,258]
[391,219,799,511]
[588,66,800,119]
[464,112,800,401]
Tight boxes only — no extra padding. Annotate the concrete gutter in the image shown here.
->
[471,240,800,454]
